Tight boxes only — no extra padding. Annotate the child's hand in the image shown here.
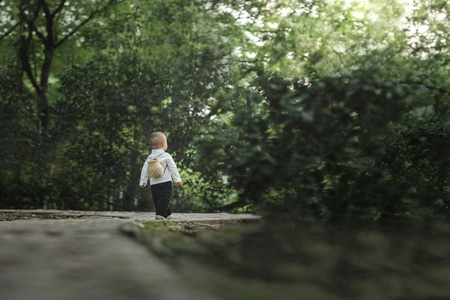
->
[140,184,146,188]
[173,181,183,187]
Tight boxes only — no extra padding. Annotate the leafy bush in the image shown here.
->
[198,72,450,221]
[382,121,450,215]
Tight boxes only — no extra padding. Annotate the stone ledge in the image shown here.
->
[0,209,261,224]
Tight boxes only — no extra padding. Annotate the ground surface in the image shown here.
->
[0,210,259,300]
[4,210,450,300]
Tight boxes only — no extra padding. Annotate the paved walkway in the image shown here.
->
[0,210,260,300]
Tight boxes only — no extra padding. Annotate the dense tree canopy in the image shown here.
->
[1,0,449,221]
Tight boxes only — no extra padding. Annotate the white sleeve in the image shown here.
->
[139,159,149,186]
[166,156,182,183]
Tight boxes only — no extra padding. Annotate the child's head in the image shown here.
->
[149,131,167,150]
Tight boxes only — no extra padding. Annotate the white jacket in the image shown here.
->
[139,149,182,186]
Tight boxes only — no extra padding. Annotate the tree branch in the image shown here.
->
[51,0,67,17]
[0,23,20,42]
[401,81,450,95]
[55,0,118,48]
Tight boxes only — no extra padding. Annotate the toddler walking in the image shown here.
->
[139,132,183,220]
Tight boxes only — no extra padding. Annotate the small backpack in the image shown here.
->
[147,158,164,178]
[147,153,166,178]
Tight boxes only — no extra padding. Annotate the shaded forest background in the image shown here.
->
[1,0,449,222]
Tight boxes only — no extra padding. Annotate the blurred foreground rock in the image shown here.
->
[0,210,260,300]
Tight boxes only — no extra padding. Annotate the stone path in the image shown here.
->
[0,210,260,300]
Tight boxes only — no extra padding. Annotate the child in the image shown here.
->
[139,131,183,220]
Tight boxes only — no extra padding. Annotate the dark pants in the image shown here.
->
[150,181,172,218]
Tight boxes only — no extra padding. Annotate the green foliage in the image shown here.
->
[199,71,421,220]
[54,52,158,210]
[0,0,246,211]
[187,83,450,218]
[171,164,237,212]
[383,121,450,213]
[1,0,450,220]
[0,60,48,208]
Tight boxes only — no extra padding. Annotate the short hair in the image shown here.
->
[149,132,166,148]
